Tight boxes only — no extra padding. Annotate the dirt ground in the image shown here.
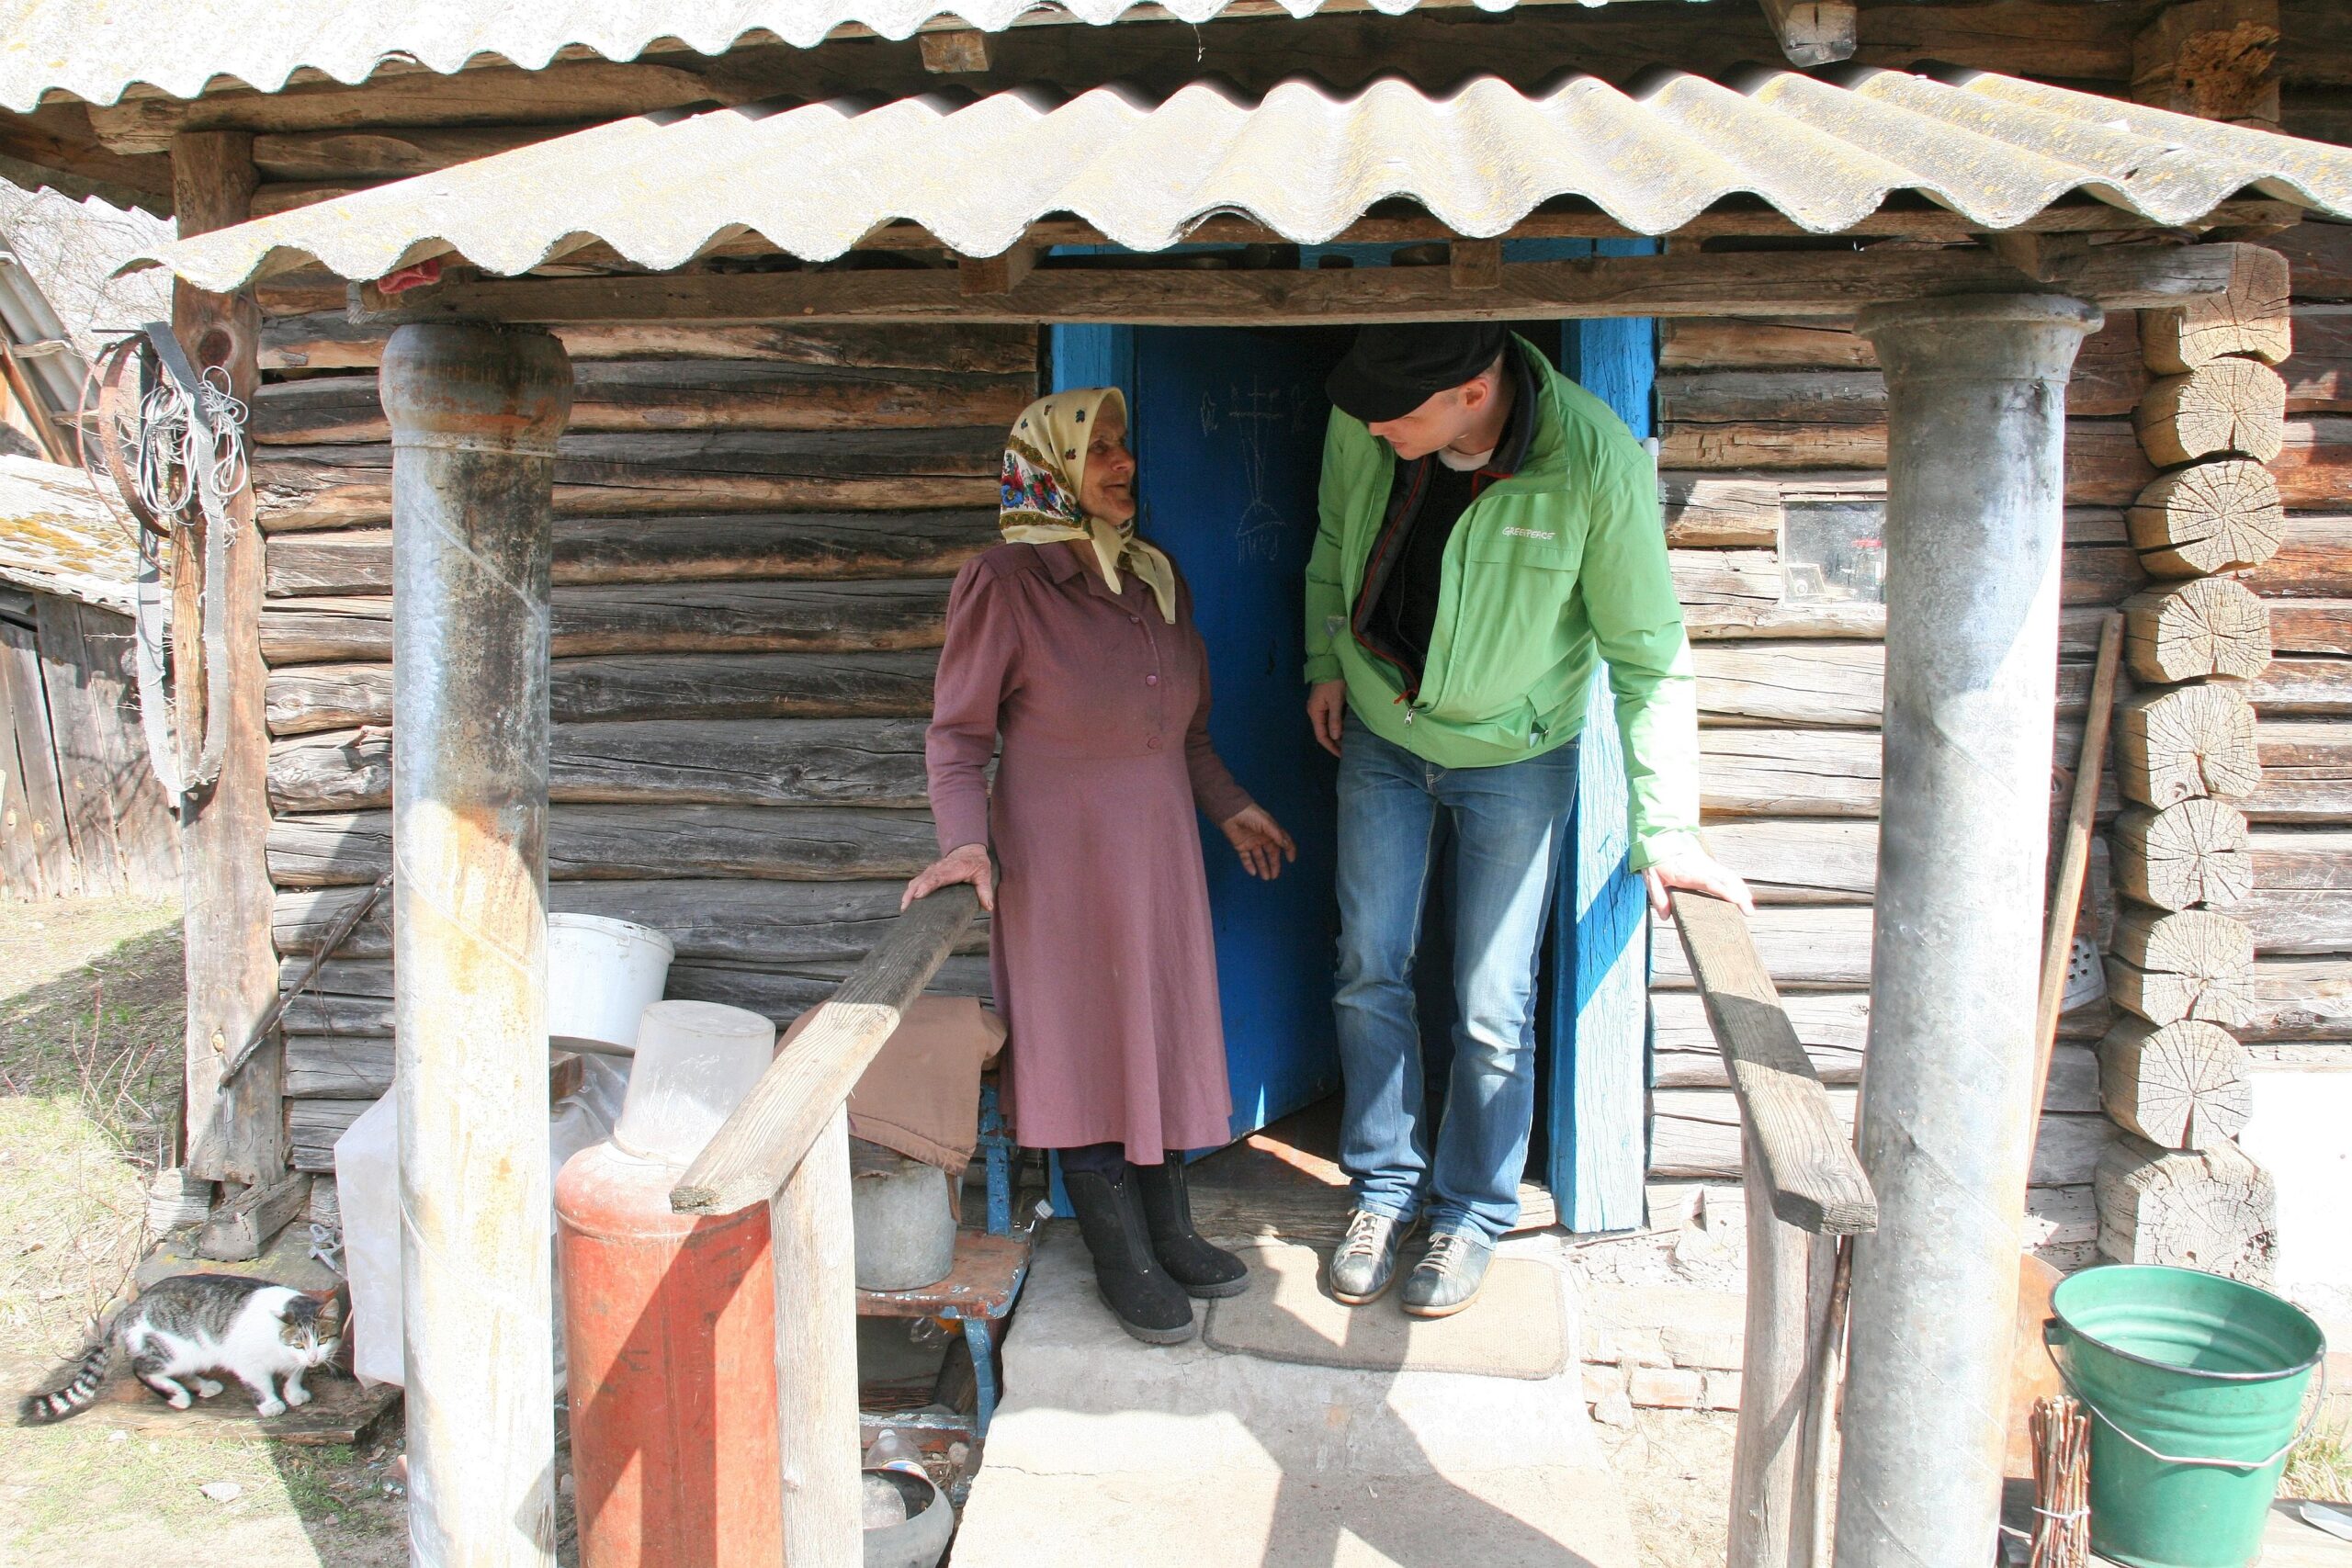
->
[0,896,407,1568]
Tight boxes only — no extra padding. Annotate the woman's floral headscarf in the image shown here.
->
[1001,387,1177,623]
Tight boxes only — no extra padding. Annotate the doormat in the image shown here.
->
[1203,1240,1567,1380]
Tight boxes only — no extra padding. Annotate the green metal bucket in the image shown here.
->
[2044,1265,2327,1568]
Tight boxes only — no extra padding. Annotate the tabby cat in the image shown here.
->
[19,1274,345,1423]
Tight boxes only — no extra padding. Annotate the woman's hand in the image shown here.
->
[902,842,995,912]
[1219,806,1297,881]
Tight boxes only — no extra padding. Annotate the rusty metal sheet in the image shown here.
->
[134,69,2352,294]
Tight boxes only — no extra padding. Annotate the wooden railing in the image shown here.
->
[1669,889,1879,1568]
[670,884,981,1568]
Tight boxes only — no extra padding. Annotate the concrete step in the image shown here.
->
[952,1227,1634,1568]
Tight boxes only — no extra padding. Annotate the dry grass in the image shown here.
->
[2288,1412,2352,1505]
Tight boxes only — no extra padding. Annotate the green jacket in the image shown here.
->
[1303,335,1701,871]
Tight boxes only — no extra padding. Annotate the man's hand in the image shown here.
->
[1642,846,1754,919]
[902,842,995,912]
[1220,805,1298,880]
[1306,679,1348,758]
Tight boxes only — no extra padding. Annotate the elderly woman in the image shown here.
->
[904,387,1295,1345]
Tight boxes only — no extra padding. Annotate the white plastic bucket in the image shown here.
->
[548,913,674,1051]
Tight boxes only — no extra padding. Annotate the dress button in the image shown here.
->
[1147,736,1161,750]
[1129,615,1141,625]
[1146,673,1159,686]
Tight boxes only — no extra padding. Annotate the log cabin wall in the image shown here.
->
[1645,295,2162,1269]
[250,279,1033,1169]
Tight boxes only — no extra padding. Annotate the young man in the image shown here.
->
[1304,321,1749,1317]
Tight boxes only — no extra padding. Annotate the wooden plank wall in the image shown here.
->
[0,585,179,898]
[250,280,1032,1168]
[1644,299,2161,1267]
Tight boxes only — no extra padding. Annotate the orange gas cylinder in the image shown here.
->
[556,1139,781,1568]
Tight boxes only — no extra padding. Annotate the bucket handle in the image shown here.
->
[2042,1320,2331,1472]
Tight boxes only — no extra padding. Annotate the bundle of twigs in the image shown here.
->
[2030,1393,2092,1568]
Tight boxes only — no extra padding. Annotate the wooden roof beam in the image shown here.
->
[1760,0,1857,67]
[351,240,2263,328]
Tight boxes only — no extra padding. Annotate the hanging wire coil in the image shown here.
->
[75,324,251,808]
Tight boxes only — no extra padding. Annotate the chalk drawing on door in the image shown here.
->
[1201,377,1292,563]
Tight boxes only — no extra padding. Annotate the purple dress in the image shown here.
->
[926,540,1253,1161]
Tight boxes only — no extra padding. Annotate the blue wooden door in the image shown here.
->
[1053,324,1346,1141]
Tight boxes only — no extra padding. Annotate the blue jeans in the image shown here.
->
[1332,715,1578,1243]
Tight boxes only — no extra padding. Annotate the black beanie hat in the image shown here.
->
[1325,321,1510,423]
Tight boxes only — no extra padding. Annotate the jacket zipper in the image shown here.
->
[1351,457,1431,703]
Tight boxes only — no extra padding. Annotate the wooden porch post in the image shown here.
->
[170,130,281,1184]
[381,322,572,1567]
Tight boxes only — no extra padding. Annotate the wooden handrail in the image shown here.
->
[671,884,981,1217]
[1668,888,1876,1236]
[1670,887,1877,1568]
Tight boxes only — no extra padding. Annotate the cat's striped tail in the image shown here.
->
[19,1343,108,1423]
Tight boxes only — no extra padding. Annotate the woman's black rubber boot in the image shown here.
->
[1062,1168,1198,1345]
[1131,1157,1250,1299]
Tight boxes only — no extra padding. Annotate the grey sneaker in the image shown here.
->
[1328,1209,1417,1305]
[1400,1231,1495,1319]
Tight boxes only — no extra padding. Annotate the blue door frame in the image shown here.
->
[1046,248,1657,1225]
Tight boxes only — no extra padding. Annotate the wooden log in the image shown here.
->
[2245,719,2352,823]
[361,244,2260,329]
[1665,889,1876,1234]
[2098,1017,2252,1150]
[251,429,1005,531]
[2110,799,2254,910]
[1648,1089,2111,1187]
[1660,473,1786,547]
[672,885,979,1217]
[1699,728,1883,818]
[172,129,282,1185]
[268,717,930,814]
[2139,243,2291,371]
[2105,908,2256,1027]
[2243,957,2352,1043]
[2278,304,2352,413]
[1683,601,1887,640]
[197,1173,312,1261]
[1656,368,1885,427]
[266,649,941,735]
[263,511,997,595]
[250,124,587,180]
[274,877,984,967]
[280,993,395,1038]
[1651,991,1868,1087]
[2246,654,2352,714]
[2243,516,2352,600]
[1656,311,2145,413]
[2114,683,2263,807]
[1670,548,1782,611]
[2095,1134,2276,1283]
[260,581,950,664]
[2122,577,2273,682]
[2269,222,2352,302]
[285,1035,393,1099]
[1697,819,1877,905]
[2226,827,2352,952]
[1694,641,1885,729]
[2125,460,2284,577]
[287,1099,365,1174]
[2132,1,2282,127]
[259,315,1037,376]
[2135,359,2287,466]
[266,804,940,886]
[249,362,1033,444]
[2267,602,2352,658]
[2265,417,2352,510]
[1652,906,1873,991]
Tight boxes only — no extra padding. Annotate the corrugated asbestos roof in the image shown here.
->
[0,0,1544,111]
[0,456,135,611]
[141,70,2352,294]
